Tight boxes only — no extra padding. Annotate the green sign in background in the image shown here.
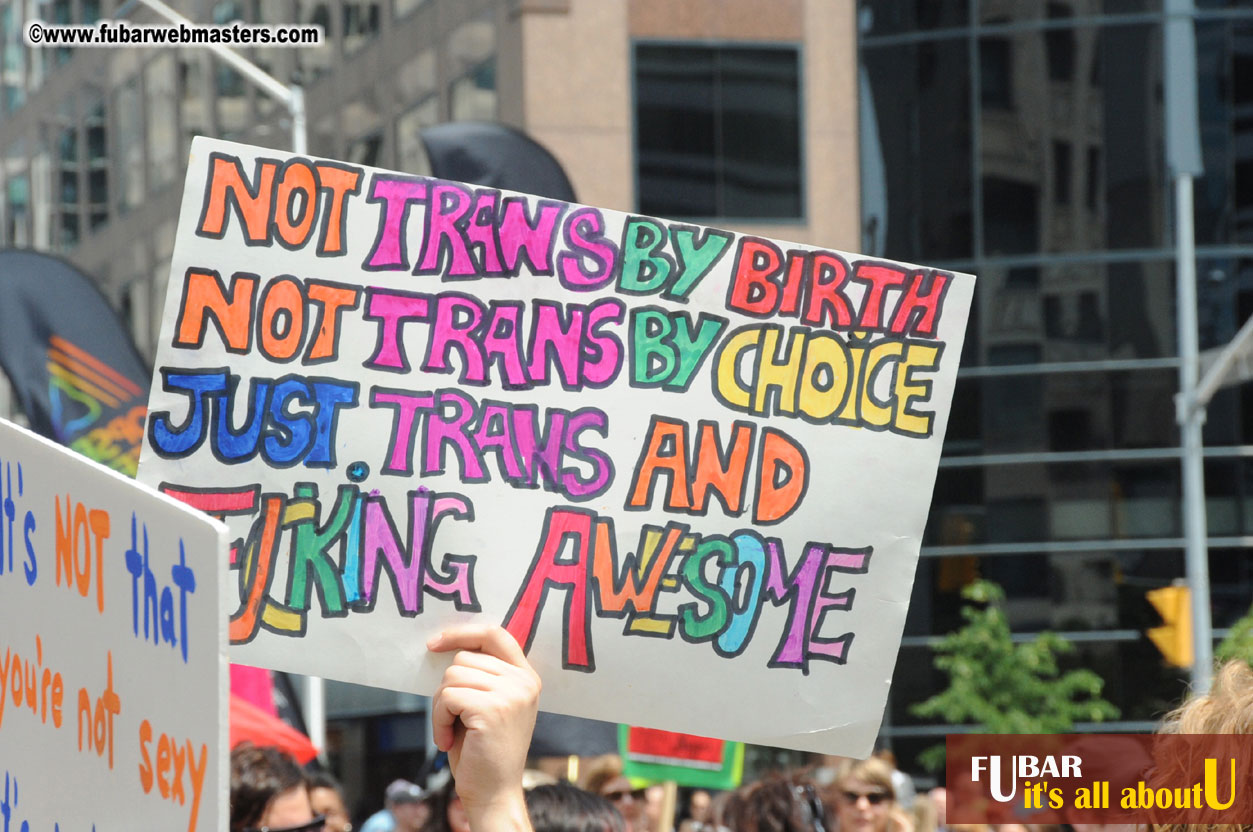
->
[618,725,745,790]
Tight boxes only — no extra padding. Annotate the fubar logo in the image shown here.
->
[970,755,1082,802]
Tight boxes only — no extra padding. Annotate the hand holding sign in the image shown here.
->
[429,624,539,832]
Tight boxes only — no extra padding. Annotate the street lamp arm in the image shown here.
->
[112,0,295,107]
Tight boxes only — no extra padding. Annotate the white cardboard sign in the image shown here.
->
[0,417,227,832]
[137,136,974,756]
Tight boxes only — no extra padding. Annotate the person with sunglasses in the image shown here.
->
[231,742,327,832]
[827,758,914,832]
[582,757,648,832]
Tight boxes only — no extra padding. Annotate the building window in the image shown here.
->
[51,0,72,67]
[448,18,496,122]
[1085,146,1101,210]
[983,177,1039,255]
[2,2,25,114]
[114,77,145,213]
[1053,140,1071,205]
[1046,3,1074,82]
[6,170,29,247]
[146,54,179,193]
[296,1,332,83]
[343,1,380,56]
[395,0,429,17]
[86,93,108,230]
[449,58,496,122]
[347,131,382,168]
[396,97,438,176]
[55,99,80,252]
[980,37,1013,109]
[635,43,802,220]
[213,1,247,100]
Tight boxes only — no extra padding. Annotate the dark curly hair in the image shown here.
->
[230,742,309,832]
[718,773,828,832]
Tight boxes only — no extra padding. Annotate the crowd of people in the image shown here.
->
[229,624,1253,832]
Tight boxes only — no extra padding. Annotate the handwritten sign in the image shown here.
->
[0,417,227,832]
[136,136,974,756]
[620,725,744,790]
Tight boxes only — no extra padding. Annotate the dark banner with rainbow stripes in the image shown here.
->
[0,250,149,475]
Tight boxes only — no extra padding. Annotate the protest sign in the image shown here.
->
[620,725,744,790]
[137,136,974,756]
[0,417,227,832]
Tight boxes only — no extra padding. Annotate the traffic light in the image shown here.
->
[1146,585,1193,667]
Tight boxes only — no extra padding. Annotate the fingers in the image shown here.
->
[431,681,530,752]
[440,663,505,692]
[427,623,529,669]
[450,649,515,676]
[430,683,459,751]
[427,624,541,755]
[430,666,493,751]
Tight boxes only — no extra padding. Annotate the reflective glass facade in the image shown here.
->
[861,1,1253,770]
[635,43,804,220]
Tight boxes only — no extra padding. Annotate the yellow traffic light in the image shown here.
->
[1146,585,1193,668]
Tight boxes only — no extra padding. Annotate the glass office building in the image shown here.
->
[860,0,1253,767]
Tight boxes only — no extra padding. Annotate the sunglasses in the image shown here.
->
[604,788,648,802]
[842,790,889,806]
[245,815,328,832]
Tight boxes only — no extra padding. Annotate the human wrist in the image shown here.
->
[462,788,532,832]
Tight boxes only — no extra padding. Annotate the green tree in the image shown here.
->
[1216,604,1253,665]
[910,580,1119,770]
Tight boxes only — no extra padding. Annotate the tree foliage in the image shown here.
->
[910,580,1119,770]
[1216,604,1253,666]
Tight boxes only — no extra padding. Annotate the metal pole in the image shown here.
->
[114,0,307,158]
[1165,0,1211,694]
[307,675,326,763]
[1175,175,1213,694]
[290,85,308,156]
[114,0,292,104]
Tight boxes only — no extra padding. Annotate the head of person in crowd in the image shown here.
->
[381,779,430,832]
[1159,658,1253,734]
[583,757,648,832]
[1152,659,1253,832]
[872,749,916,810]
[717,771,828,832]
[689,790,712,823]
[643,784,667,832]
[678,789,713,832]
[907,788,937,832]
[525,782,627,832]
[827,757,911,832]
[230,742,323,832]
[307,771,352,832]
[421,777,470,832]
